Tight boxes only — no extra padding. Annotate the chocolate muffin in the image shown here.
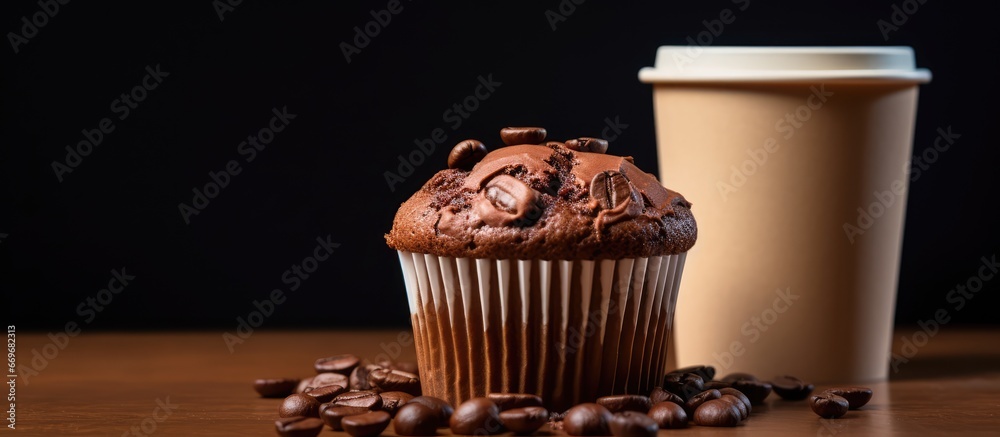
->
[387,127,696,411]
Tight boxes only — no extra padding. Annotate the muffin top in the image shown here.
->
[385,127,696,260]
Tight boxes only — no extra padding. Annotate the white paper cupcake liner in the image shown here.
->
[396,251,687,410]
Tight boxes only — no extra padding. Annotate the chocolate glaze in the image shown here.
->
[386,142,696,260]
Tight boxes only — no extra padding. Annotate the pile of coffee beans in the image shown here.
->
[257,355,873,436]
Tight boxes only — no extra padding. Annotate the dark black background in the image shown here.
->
[2,1,997,331]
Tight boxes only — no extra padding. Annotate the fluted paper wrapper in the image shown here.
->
[396,251,687,410]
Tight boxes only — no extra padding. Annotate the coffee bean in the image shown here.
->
[565,137,609,154]
[448,140,489,170]
[717,388,752,415]
[590,171,636,211]
[388,361,420,376]
[299,372,350,393]
[596,394,653,413]
[721,372,758,383]
[449,398,502,435]
[379,391,414,416]
[487,393,543,411]
[368,368,421,396]
[254,378,299,398]
[693,399,742,427]
[809,394,849,418]
[703,380,731,390]
[499,406,549,434]
[648,386,684,405]
[730,379,773,405]
[770,375,814,400]
[718,395,749,420]
[333,390,383,410]
[409,396,454,428]
[394,403,439,436]
[608,411,657,437]
[342,410,391,437]
[350,364,380,390]
[320,405,369,431]
[822,387,873,409]
[305,384,346,403]
[647,402,688,429]
[682,389,721,416]
[670,365,716,381]
[315,354,361,375]
[562,403,612,436]
[275,416,324,437]
[279,394,322,418]
[662,372,705,400]
[480,175,542,226]
[500,127,547,146]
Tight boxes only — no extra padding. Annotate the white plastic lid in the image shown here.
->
[638,46,931,83]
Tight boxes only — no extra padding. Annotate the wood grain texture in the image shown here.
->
[9,328,1000,436]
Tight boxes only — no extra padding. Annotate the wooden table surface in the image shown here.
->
[9,327,1000,436]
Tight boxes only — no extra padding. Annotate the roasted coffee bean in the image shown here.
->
[730,379,773,405]
[314,354,361,375]
[596,394,653,413]
[562,403,612,436]
[590,171,634,210]
[648,386,684,405]
[565,137,609,154]
[450,398,502,435]
[394,402,439,436]
[320,405,369,431]
[647,402,687,429]
[822,387,873,409]
[409,396,454,428]
[299,372,350,393]
[609,411,657,437]
[479,175,541,227]
[770,375,814,400]
[721,372,758,383]
[718,395,749,420]
[368,368,421,396]
[379,391,414,416]
[279,394,322,418]
[500,127,547,146]
[342,410,391,437]
[809,394,849,418]
[682,389,721,416]
[663,372,705,400]
[499,406,549,434]
[703,380,731,390]
[275,416,324,437]
[693,399,742,427]
[305,384,346,403]
[718,388,752,415]
[448,140,489,170]
[487,393,543,411]
[388,361,420,376]
[333,390,383,410]
[254,378,299,398]
[350,364,381,390]
[670,365,716,381]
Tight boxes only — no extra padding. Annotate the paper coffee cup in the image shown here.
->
[396,251,687,410]
[640,46,930,382]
